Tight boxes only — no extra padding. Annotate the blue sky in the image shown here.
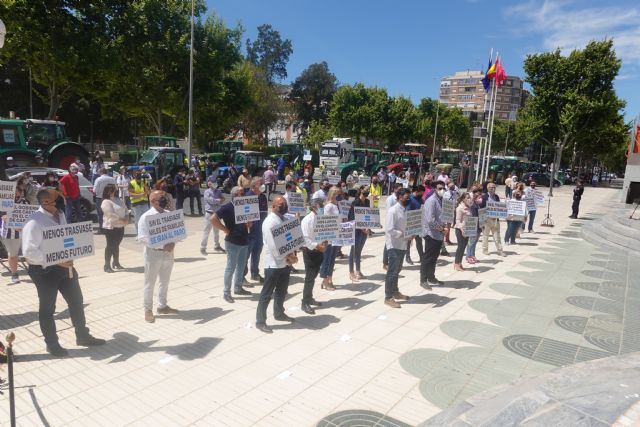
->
[209,0,639,121]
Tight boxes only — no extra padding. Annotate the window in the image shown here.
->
[464,87,474,92]
[1,127,18,145]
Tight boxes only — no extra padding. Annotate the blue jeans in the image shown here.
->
[466,233,479,257]
[528,210,537,231]
[224,241,248,294]
[95,197,104,230]
[245,235,263,278]
[319,244,338,278]
[65,197,83,223]
[385,248,405,298]
[349,231,368,272]
[504,220,521,244]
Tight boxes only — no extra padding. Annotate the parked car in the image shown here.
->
[6,167,95,221]
[522,172,561,187]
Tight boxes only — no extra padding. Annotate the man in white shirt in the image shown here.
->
[255,196,298,333]
[22,188,105,357]
[383,183,403,270]
[384,188,412,308]
[300,198,328,314]
[137,190,179,323]
[312,179,331,201]
[93,167,116,234]
[116,166,131,209]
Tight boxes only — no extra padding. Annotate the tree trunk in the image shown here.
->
[548,135,569,197]
[47,81,60,120]
[157,109,163,135]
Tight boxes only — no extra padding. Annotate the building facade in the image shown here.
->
[439,71,524,121]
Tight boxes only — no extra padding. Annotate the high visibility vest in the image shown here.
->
[130,179,147,205]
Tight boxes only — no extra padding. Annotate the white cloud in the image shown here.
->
[506,0,640,64]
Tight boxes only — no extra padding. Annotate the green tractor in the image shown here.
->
[127,146,186,182]
[270,142,304,164]
[337,148,382,180]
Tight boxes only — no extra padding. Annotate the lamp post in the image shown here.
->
[187,0,195,164]
[432,99,440,165]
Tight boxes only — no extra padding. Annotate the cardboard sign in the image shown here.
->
[286,192,305,214]
[0,180,17,212]
[338,199,352,218]
[233,195,260,224]
[332,221,355,246]
[507,200,526,216]
[441,199,455,223]
[303,154,312,161]
[354,207,381,229]
[6,204,39,229]
[145,209,187,248]
[464,217,479,237]
[313,214,340,241]
[405,209,424,236]
[478,207,487,227]
[271,217,305,256]
[41,221,95,267]
[327,175,341,185]
[358,176,371,186]
[486,201,508,219]
[533,190,545,206]
[525,197,537,212]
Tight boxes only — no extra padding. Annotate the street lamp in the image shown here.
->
[0,18,7,48]
[187,0,195,163]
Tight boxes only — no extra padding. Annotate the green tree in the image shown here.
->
[417,98,471,152]
[329,83,390,142]
[246,24,292,83]
[491,119,517,154]
[289,61,338,131]
[386,96,419,145]
[522,39,627,195]
[303,119,333,149]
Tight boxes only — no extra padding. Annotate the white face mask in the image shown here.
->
[259,184,266,193]
[317,207,324,216]
[437,189,445,198]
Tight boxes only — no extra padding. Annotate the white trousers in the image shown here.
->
[143,247,174,311]
[482,218,503,253]
[201,212,220,249]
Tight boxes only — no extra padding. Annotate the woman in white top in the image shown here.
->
[318,186,342,290]
[101,183,128,272]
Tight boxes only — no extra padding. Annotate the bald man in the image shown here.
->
[22,188,105,357]
[256,196,298,333]
[137,190,179,323]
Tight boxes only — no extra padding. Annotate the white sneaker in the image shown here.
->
[10,274,20,284]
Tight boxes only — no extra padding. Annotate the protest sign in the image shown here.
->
[327,175,340,185]
[396,178,409,188]
[441,199,455,223]
[313,214,340,241]
[145,209,187,248]
[271,217,305,256]
[338,199,352,218]
[358,176,371,186]
[405,209,423,236]
[525,197,537,212]
[478,208,487,227]
[486,201,508,219]
[41,221,95,267]
[332,221,355,246]
[6,204,39,229]
[512,215,526,222]
[354,207,381,229]
[233,195,260,224]
[464,217,478,237]
[507,200,526,216]
[0,180,17,212]
[533,189,545,206]
[286,192,305,214]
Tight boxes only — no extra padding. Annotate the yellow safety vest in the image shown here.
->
[130,179,147,205]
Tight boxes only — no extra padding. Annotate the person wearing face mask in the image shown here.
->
[570,180,584,219]
[465,189,484,264]
[404,185,425,266]
[201,180,225,255]
[300,198,328,314]
[59,164,84,223]
[243,177,268,284]
[383,183,404,270]
[421,181,447,289]
[22,188,106,357]
[312,180,331,201]
[18,172,38,204]
[1,188,28,284]
[481,182,504,256]
[384,188,413,308]
[370,176,382,208]
[453,192,472,271]
[348,186,371,281]
[137,190,180,323]
[318,187,342,289]
[255,196,298,333]
[43,171,60,190]
[523,181,538,232]
[129,170,150,234]
[504,191,524,245]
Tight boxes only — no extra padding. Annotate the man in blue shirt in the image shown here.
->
[405,185,425,265]
[421,181,447,289]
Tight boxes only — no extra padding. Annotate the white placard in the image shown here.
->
[486,201,508,219]
[303,154,312,161]
[233,195,260,224]
[396,178,409,188]
[145,209,187,248]
[464,217,478,237]
[507,200,526,216]
[441,199,455,223]
[525,197,537,212]
[6,204,39,229]
[286,192,305,214]
[358,176,371,186]
[41,221,95,267]
[313,214,341,241]
[327,175,340,185]
[271,217,305,256]
[478,208,487,227]
[533,190,545,206]
[338,199,352,218]
[354,207,381,229]
[332,221,355,246]
[405,209,423,236]
[0,180,17,212]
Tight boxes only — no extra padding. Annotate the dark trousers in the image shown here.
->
[349,230,368,272]
[302,249,323,304]
[104,227,125,267]
[504,220,520,244]
[385,248,405,298]
[256,267,291,324]
[176,190,185,210]
[383,246,388,266]
[65,197,83,223]
[28,265,90,347]
[406,236,423,260]
[95,197,104,230]
[266,183,274,200]
[454,228,468,264]
[572,199,581,217]
[528,210,537,231]
[189,191,202,215]
[421,236,442,282]
[244,235,263,278]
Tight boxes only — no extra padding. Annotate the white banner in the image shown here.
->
[464,217,478,237]
[327,175,341,185]
[146,209,187,249]
[313,214,341,241]
[478,207,487,227]
[271,217,305,256]
[0,180,17,212]
[233,195,260,224]
[405,209,423,236]
[441,199,455,223]
[525,197,537,212]
[507,200,527,216]
[354,207,381,229]
[486,201,508,219]
[41,221,95,267]
[338,199,352,218]
[286,192,305,214]
[533,189,545,206]
[358,176,371,186]
[331,221,355,246]
[6,204,39,229]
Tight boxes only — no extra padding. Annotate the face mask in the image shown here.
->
[437,189,445,197]
[317,207,324,216]
[259,184,266,193]
[158,197,168,209]
[55,196,65,211]
[277,204,288,216]
[363,192,370,197]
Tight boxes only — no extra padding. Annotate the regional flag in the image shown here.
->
[495,58,508,87]
[635,124,640,153]
[481,59,494,92]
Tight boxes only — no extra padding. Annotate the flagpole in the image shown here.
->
[477,49,493,182]
[480,76,496,181]
[485,54,500,181]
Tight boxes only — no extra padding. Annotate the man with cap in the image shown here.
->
[22,188,106,357]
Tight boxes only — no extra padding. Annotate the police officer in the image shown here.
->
[22,188,106,357]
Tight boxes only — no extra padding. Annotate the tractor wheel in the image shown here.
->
[48,145,89,171]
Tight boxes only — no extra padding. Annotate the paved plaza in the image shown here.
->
[0,184,634,426]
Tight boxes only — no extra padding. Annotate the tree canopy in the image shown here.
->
[246,24,293,83]
[289,61,338,131]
